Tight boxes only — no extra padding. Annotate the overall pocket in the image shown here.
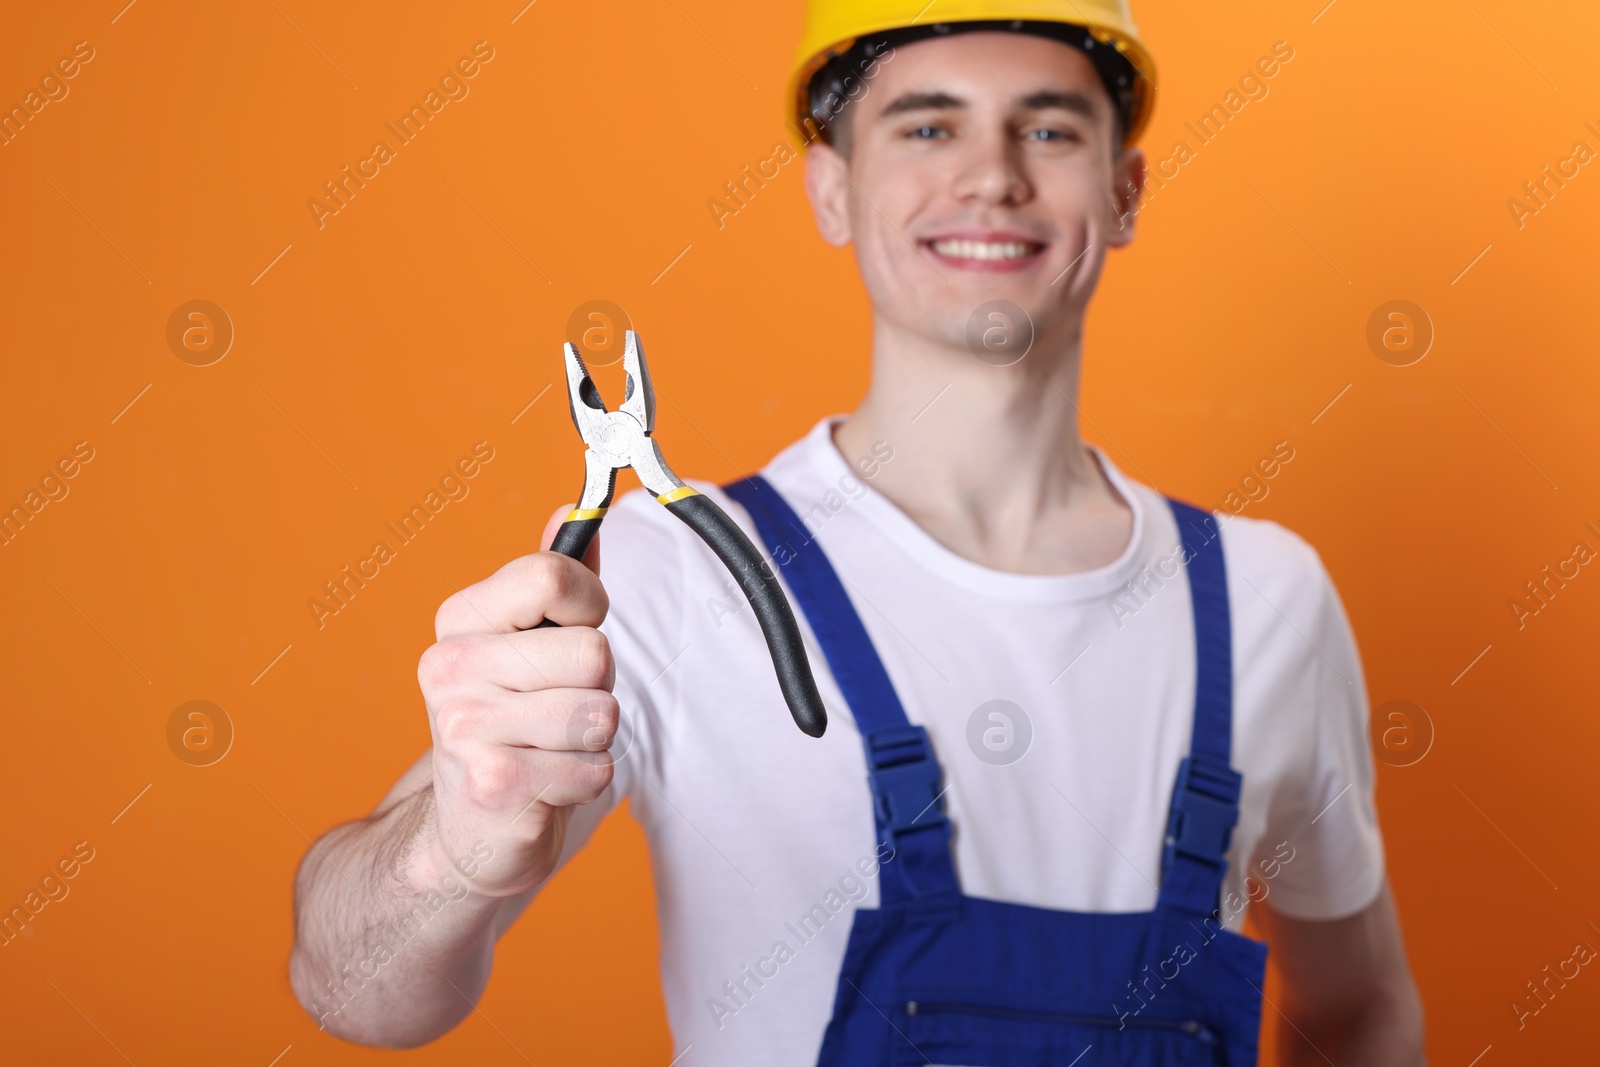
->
[890,997,1225,1067]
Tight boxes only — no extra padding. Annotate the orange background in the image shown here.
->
[2,0,1597,1063]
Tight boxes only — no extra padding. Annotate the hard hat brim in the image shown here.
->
[786,17,1156,151]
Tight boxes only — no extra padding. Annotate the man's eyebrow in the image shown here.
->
[1017,89,1099,117]
[877,88,1100,119]
[879,91,966,116]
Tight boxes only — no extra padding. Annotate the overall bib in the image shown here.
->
[724,476,1269,1067]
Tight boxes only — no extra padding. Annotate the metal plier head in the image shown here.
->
[544,329,827,738]
[562,330,686,511]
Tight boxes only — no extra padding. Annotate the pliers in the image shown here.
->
[537,330,827,739]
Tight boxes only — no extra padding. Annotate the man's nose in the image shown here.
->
[952,130,1032,206]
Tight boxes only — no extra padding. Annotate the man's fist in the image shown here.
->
[414,506,615,898]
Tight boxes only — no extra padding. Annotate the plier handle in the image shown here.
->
[537,331,827,739]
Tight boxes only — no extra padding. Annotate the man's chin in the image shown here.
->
[880,295,1064,366]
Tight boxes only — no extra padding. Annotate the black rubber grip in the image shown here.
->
[535,517,604,629]
[549,516,602,560]
[664,493,828,738]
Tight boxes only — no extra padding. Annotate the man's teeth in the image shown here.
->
[930,239,1039,260]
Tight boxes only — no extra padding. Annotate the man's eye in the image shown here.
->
[906,124,946,139]
[1025,128,1077,143]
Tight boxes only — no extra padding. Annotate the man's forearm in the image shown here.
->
[289,785,504,1047]
[1280,980,1427,1067]
[1261,882,1427,1067]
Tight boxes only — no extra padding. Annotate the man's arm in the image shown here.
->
[289,753,511,1046]
[1255,879,1426,1066]
[289,516,619,1047]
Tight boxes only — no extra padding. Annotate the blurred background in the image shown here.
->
[2,0,1597,1062]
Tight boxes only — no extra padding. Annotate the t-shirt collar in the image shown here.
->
[798,416,1154,602]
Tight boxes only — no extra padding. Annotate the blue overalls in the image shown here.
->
[724,476,1269,1066]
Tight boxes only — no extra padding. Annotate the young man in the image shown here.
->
[290,3,1426,1063]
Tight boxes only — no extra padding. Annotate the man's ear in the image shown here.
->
[804,142,853,248]
[1106,147,1147,249]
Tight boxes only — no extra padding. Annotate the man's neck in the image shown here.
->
[831,317,1135,576]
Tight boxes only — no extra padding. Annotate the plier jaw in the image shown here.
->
[562,331,683,511]
[541,331,827,739]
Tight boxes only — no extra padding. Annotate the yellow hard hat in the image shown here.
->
[786,0,1156,149]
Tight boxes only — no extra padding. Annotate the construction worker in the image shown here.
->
[288,2,1427,1063]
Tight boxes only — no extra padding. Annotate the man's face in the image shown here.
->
[805,31,1145,354]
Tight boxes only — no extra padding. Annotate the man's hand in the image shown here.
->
[415,506,616,898]
[288,506,617,1047]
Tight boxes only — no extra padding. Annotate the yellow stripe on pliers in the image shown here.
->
[656,486,700,505]
[566,507,609,521]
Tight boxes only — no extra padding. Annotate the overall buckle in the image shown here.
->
[1163,756,1241,871]
[865,725,948,851]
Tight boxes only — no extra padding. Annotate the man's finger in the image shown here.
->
[422,628,615,695]
[435,552,609,638]
[434,688,619,752]
[518,747,615,809]
[464,746,615,814]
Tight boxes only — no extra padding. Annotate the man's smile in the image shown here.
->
[921,230,1048,271]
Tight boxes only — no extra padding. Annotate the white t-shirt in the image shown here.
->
[549,417,1385,1065]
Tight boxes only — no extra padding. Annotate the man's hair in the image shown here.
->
[806,20,1140,157]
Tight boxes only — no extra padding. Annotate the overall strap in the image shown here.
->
[1156,498,1243,919]
[723,475,959,908]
